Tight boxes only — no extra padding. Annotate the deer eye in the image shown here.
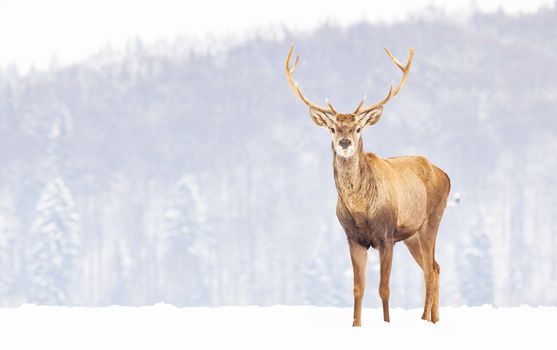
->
[356,127,362,133]
[330,127,335,133]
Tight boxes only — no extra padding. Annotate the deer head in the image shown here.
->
[285,46,413,158]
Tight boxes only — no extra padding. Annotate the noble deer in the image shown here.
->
[285,46,450,326]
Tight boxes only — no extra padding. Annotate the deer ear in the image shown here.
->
[309,108,334,128]
[357,106,383,128]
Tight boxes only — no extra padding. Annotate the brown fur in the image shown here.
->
[335,114,356,123]
[285,45,449,326]
[334,137,450,325]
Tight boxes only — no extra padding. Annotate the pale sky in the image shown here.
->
[0,0,554,72]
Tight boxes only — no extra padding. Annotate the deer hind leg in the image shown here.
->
[349,241,368,327]
[418,231,437,323]
[405,229,440,323]
[431,256,440,323]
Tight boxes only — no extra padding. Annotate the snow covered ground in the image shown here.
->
[0,305,555,350]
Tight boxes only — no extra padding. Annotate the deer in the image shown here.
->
[285,46,450,326]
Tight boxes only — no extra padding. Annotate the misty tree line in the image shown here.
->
[0,8,557,307]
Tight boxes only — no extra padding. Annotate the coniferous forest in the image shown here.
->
[0,8,556,307]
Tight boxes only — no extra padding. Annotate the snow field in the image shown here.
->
[0,305,555,350]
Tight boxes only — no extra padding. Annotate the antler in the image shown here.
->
[286,46,336,114]
[353,47,414,115]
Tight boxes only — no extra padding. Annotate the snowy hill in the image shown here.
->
[0,8,557,307]
[0,305,555,350]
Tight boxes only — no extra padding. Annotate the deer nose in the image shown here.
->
[339,138,352,149]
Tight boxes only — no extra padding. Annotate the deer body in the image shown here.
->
[285,46,450,326]
[335,151,428,249]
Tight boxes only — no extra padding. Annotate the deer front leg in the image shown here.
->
[379,243,394,322]
[349,241,368,327]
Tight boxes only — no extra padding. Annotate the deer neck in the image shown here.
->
[333,139,376,199]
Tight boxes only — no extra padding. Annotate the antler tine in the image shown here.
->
[356,47,414,115]
[385,47,413,97]
[384,48,405,70]
[285,45,334,114]
[352,94,367,115]
[325,98,337,114]
[292,54,299,73]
